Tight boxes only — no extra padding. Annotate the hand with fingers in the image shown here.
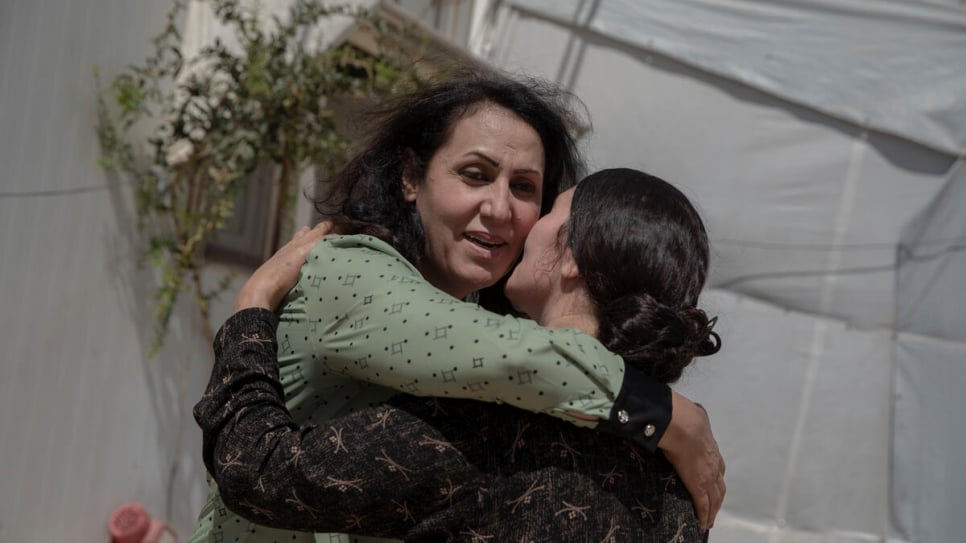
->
[659,391,726,532]
[233,221,337,313]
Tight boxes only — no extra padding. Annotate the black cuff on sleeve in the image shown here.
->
[596,366,672,452]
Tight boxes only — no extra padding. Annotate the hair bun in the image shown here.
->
[598,294,721,383]
[696,315,722,357]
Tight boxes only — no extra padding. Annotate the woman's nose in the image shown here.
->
[481,182,512,222]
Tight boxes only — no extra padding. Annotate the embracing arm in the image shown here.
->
[195,308,486,536]
[235,229,724,529]
[274,235,648,425]
[197,309,713,541]
[233,228,663,440]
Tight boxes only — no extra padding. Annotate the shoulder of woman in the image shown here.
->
[304,233,420,276]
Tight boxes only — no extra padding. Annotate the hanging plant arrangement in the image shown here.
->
[96,0,426,352]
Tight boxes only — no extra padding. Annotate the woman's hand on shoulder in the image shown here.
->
[233,221,336,312]
[658,391,726,532]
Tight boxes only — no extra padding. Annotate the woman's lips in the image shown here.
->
[463,232,507,249]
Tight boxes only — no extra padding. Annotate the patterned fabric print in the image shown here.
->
[190,234,674,543]
[279,234,627,421]
[190,234,634,543]
[196,309,706,543]
[387,396,707,543]
[185,481,317,543]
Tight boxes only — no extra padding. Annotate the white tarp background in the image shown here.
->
[894,159,966,543]
[469,1,966,541]
[500,0,966,156]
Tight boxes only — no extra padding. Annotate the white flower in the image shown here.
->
[165,139,194,166]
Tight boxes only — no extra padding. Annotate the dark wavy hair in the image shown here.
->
[314,67,586,312]
[567,168,721,383]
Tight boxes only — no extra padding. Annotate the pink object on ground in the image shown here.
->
[109,503,177,543]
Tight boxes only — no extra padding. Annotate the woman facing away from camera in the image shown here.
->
[189,69,725,543]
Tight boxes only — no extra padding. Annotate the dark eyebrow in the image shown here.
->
[465,151,542,176]
[466,151,500,167]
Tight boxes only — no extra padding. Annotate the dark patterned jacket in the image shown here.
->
[194,309,708,542]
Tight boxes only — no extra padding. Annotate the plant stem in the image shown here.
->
[191,263,215,347]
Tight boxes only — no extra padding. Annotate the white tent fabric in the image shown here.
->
[677,289,896,541]
[894,160,966,542]
[505,0,966,156]
[469,1,966,542]
[897,160,966,341]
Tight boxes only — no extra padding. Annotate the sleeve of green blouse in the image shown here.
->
[281,236,670,450]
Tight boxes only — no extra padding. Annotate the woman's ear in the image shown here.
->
[401,148,419,202]
[559,247,581,281]
[401,175,419,202]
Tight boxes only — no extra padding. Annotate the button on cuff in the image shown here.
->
[596,366,672,452]
[617,409,630,424]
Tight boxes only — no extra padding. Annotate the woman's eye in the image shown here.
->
[460,168,488,182]
[511,179,538,194]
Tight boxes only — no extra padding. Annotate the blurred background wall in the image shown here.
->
[0,0,231,541]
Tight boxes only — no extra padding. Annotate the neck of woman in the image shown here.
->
[536,287,599,337]
[541,313,598,336]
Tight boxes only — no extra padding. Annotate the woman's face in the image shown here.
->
[404,104,545,299]
[504,187,574,320]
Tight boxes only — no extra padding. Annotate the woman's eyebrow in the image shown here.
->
[465,151,542,175]
[465,151,500,167]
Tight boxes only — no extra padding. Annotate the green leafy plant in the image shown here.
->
[96,0,425,353]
